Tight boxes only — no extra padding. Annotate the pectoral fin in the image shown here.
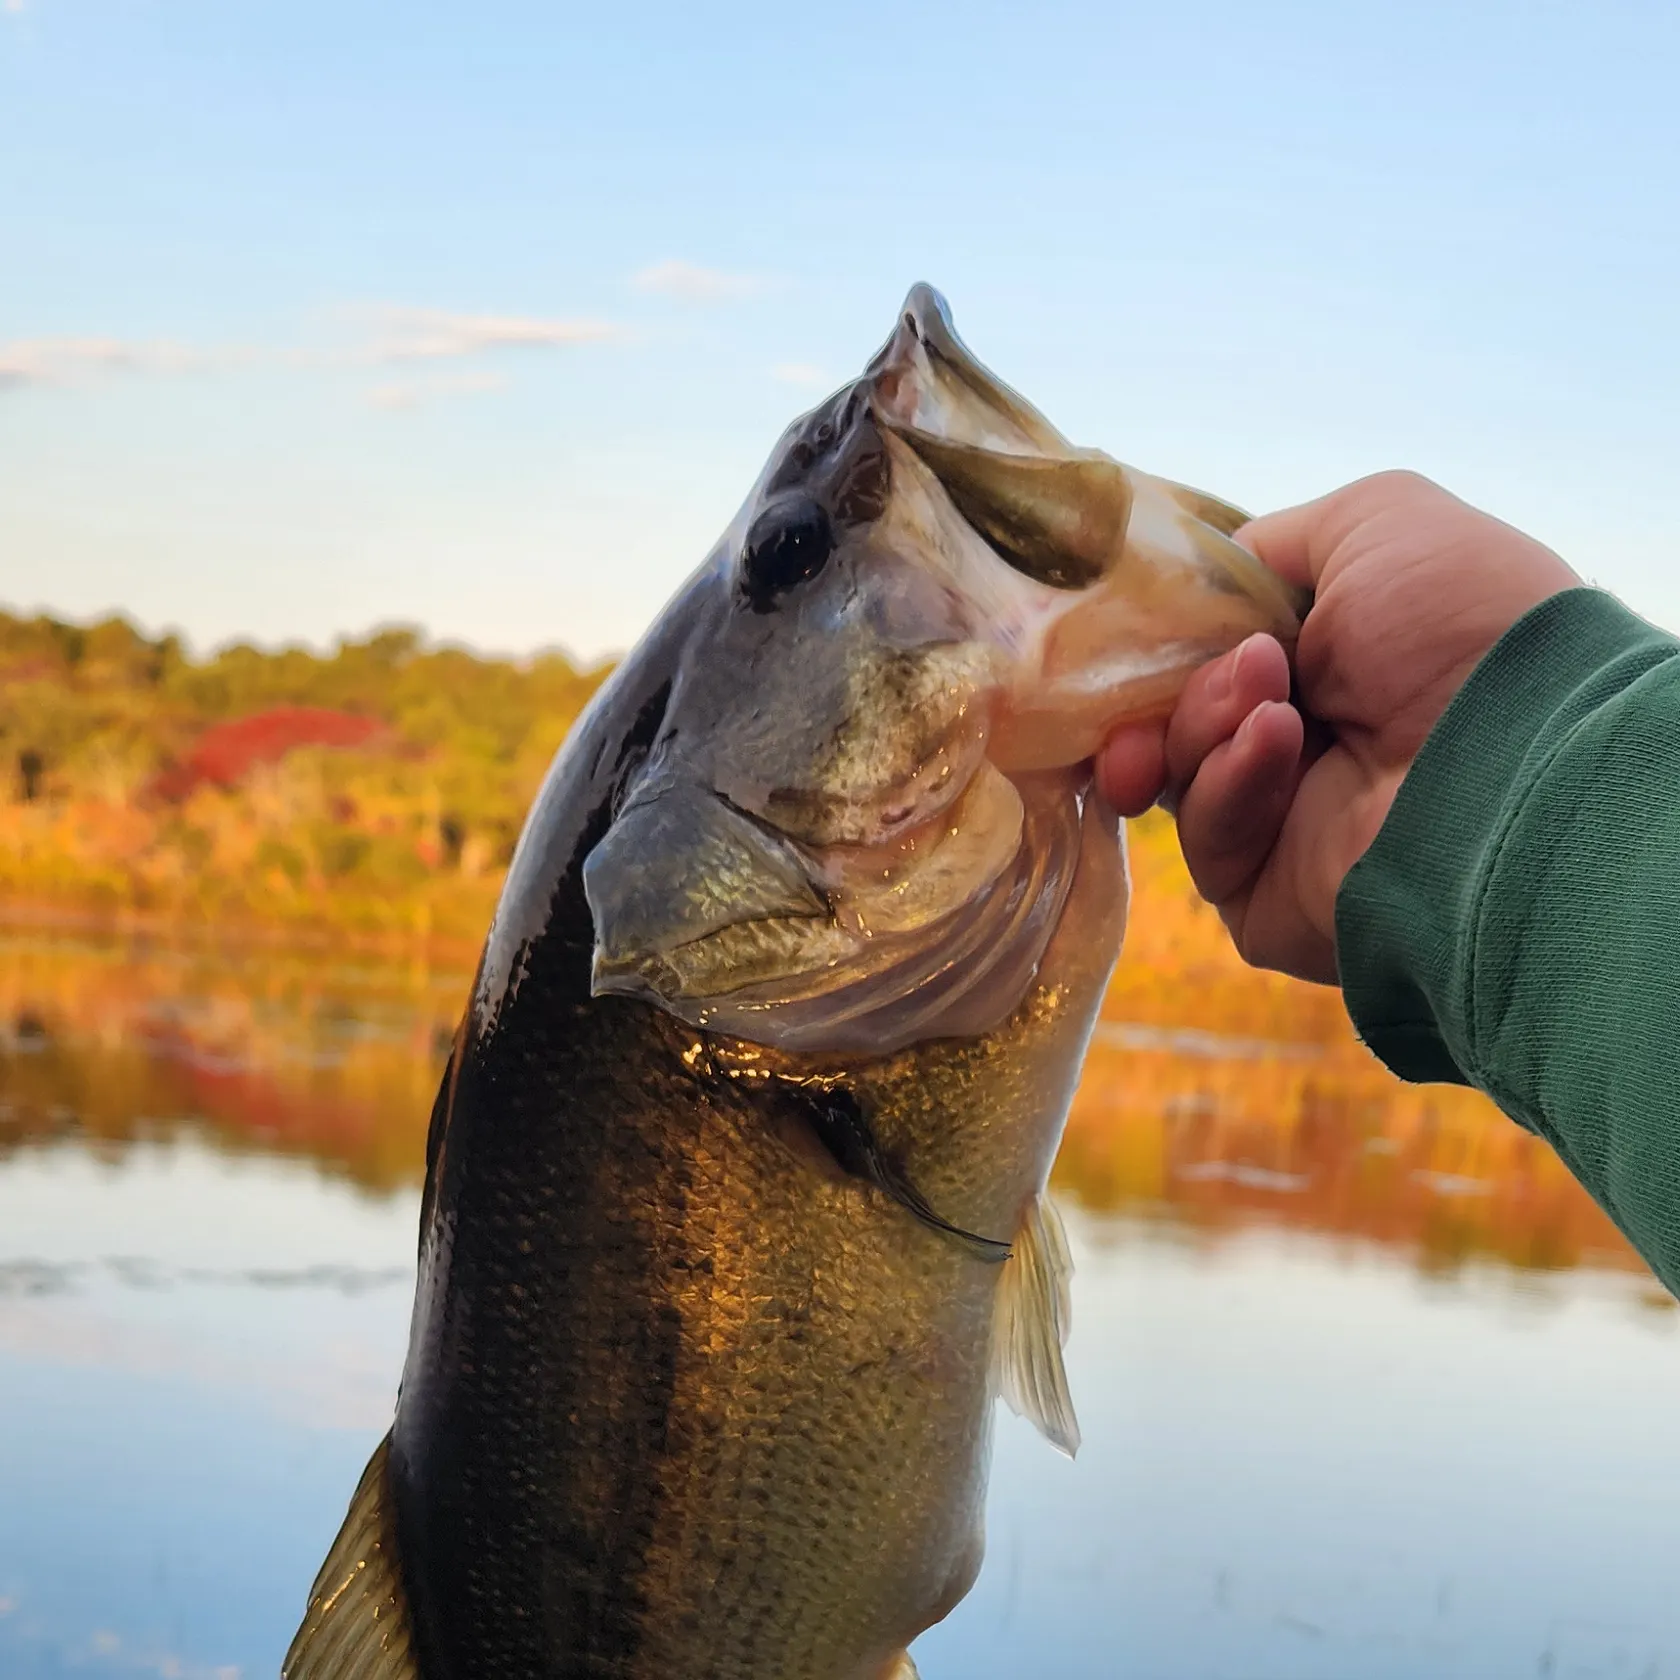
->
[991,1191,1080,1457]
[281,1434,418,1680]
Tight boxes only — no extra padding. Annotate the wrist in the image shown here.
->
[1335,588,1674,1082]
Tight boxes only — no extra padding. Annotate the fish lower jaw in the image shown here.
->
[600,776,1087,1058]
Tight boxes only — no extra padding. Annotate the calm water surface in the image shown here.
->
[1,936,1677,1680]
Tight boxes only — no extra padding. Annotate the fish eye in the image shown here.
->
[740,494,834,612]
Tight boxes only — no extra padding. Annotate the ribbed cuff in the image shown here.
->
[1336,588,1672,1085]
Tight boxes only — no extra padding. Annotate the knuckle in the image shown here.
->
[1355,468,1440,502]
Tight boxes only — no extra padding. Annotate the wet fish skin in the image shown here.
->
[285,283,1296,1679]
[375,610,1124,1678]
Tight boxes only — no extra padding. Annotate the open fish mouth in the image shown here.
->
[864,286,1306,772]
[582,283,1305,1058]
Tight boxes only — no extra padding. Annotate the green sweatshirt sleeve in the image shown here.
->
[1336,587,1680,1292]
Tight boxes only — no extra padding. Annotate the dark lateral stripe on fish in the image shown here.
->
[392,1020,692,1673]
[389,679,694,1675]
[798,1086,1013,1263]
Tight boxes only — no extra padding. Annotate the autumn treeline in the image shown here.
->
[0,609,607,949]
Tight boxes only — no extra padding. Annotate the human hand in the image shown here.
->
[1096,471,1581,983]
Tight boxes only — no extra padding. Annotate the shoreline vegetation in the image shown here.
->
[0,609,1650,1283]
[0,608,608,956]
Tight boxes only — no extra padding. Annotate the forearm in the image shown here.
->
[1337,588,1680,1290]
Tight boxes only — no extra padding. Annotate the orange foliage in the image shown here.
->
[146,706,387,802]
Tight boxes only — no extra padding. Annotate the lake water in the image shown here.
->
[1,934,1678,1680]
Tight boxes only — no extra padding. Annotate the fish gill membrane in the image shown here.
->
[283,288,1303,1680]
[583,282,1304,1058]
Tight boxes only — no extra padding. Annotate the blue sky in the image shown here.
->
[2,0,1675,661]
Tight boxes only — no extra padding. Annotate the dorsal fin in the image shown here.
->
[991,1191,1079,1457]
[282,1434,419,1679]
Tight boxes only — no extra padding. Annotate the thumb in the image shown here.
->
[1234,470,1448,592]
[1232,493,1348,592]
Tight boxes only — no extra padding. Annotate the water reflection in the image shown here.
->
[0,932,459,1188]
[0,933,1676,1678]
[1059,1032,1645,1283]
[921,1220,1680,1680]
[0,931,1644,1282]
[0,1140,415,1679]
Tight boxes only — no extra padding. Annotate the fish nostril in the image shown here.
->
[740,494,834,612]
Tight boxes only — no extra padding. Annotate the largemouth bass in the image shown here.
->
[284,286,1302,1680]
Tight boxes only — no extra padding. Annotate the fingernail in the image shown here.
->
[1237,630,1269,674]
[1208,645,1242,703]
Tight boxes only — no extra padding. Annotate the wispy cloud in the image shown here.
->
[364,306,624,363]
[0,302,627,403]
[366,369,509,411]
[632,259,763,303]
[0,336,206,391]
[2,1,25,17]
[771,361,830,390]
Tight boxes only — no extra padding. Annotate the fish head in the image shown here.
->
[583,284,1303,1056]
